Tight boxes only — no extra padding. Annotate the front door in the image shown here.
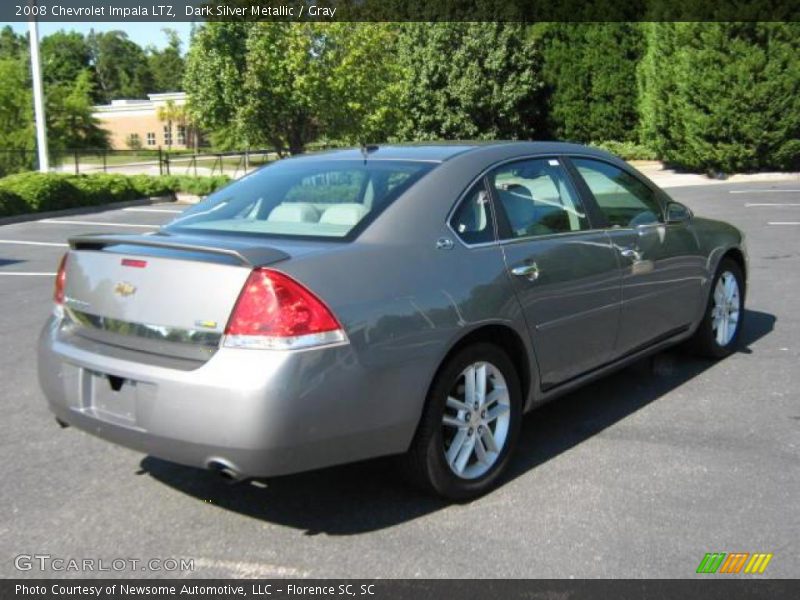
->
[487,157,621,389]
[568,157,705,354]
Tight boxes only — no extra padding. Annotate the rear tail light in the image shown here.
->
[121,258,147,268]
[53,253,68,305]
[223,268,346,350]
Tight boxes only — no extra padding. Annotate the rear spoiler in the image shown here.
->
[68,233,289,267]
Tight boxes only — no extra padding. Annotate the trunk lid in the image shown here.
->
[61,232,328,362]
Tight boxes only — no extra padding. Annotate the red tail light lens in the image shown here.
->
[224,268,345,349]
[54,253,68,305]
[121,258,147,268]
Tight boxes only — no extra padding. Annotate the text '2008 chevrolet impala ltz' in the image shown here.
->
[38,142,747,500]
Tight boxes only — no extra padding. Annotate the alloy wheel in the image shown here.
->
[711,271,741,347]
[441,361,511,479]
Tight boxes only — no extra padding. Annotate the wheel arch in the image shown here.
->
[722,247,747,286]
[428,324,536,413]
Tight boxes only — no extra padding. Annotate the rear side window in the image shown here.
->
[449,181,495,245]
[166,160,433,239]
[489,158,589,238]
[571,158,663,227]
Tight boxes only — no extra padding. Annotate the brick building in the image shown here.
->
[92,92,199,151]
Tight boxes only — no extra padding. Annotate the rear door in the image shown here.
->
[566,156,705,354]
[488,157,621,389]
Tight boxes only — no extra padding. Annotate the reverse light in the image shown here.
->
[53,253,68,305]
[223,268,347,350]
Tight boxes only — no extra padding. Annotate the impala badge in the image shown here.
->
[113,282,137,297]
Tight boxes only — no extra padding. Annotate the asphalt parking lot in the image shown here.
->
[1,180,798,579]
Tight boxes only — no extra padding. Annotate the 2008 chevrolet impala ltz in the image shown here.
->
[38,142,747,499]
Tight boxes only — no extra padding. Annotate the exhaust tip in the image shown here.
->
[207,459,245,483]
[55,418,69,429]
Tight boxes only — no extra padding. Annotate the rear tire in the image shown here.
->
[689,258,745,359]
[402,343,522,501]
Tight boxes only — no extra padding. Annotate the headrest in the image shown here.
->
[319,203,369,226]
[267,203,321,223]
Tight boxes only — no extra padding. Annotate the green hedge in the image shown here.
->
[540,23,644,144]
[0,189,28,216]
[638,23,800,173]
[589,140,658,161]
[0,172,230,217]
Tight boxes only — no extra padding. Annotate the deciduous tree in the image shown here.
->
[185,22,400,154]
[148,29,186,93]
[88,30,153,101]
[0,58,34,174]
[47,70,110,154]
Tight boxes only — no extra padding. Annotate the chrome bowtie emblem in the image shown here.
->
[113,281,137,297]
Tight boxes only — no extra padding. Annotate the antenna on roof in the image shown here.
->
[360,143,379,160]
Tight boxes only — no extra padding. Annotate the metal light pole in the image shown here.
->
[28,15,49,172]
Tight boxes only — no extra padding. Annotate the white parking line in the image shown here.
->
[745,203,800,207]
[191,557,309,578]
[0,272,55,276]
[730,189,800,194]
[122,207,183,214]
[37,219,157,228]
[0,240,68,247]
[768,222,800,225]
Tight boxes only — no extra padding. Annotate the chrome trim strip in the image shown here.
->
[65,308,222,349]
[64,308,349,355]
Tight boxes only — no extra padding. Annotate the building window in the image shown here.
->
[146,132,156,146]
[163,125,172,146]
[176,125,186,146]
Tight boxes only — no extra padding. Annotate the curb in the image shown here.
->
[174,193,204,205]
[629,160,800,186]
[0,195,176,227]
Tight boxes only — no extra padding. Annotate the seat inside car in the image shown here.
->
[497,184,538,235]
[319,203,369,226]
[267,202,321,223]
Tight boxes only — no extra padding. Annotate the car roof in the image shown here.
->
[290,141,613,164]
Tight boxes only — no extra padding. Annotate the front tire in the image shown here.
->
[402,343,522,501]
[690,257,745,358]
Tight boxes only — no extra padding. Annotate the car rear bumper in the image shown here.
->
[37,315,414,478]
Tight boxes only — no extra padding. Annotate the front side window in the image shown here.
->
[571,158,663,227]
[449,181,494,244]
[166,159,434,239]
[489,158,589,238]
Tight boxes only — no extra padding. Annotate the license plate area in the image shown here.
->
[84,370,138,426]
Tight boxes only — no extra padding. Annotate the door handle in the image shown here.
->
[511,262,540,282]
[620,247,642,261]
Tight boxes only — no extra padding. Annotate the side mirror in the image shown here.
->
[666,202,692,224]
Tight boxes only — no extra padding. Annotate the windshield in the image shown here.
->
[165,159,435,239]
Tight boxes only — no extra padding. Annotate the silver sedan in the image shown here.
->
[38,142,747,499]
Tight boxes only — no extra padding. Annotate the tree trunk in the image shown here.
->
[287,128,305,155]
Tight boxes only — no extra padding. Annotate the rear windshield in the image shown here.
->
[165,159,435,239]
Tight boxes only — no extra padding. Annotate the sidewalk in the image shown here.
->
[629,160,800,189]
